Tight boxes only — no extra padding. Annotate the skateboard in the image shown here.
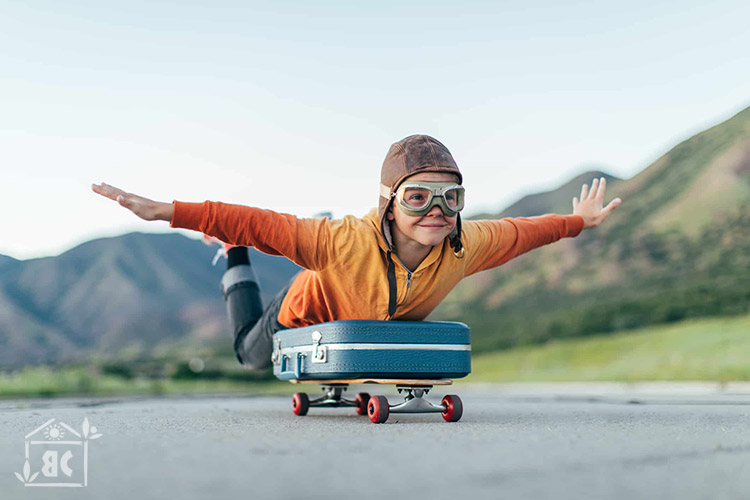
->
[288,378,462,423]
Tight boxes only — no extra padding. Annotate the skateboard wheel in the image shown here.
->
[355,392,371,415]
[441,395,463,422]
[292,392,310,416]
[367,395,389,423]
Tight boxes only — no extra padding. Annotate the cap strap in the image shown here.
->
[386,251,398,318]
[449,215,464,258]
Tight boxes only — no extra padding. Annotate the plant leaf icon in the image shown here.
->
[15,472,24,483]
[82,418,90,438]
[23,460,30,481]
[29,472,39,483]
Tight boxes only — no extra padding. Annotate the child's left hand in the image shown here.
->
[572,177,622,229]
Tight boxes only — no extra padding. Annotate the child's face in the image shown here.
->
[387,172,460,249]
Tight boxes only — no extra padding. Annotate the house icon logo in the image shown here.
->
[15,417,102,487]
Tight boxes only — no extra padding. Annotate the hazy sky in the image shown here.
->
[2,0,749,260]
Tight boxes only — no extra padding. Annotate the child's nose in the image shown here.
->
[426,204,445,217]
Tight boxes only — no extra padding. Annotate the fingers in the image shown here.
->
[601,197,622,216]
[588,178,599,200]
[595,177,606,201]
[117,194,130,208]
[92,182,139,215]
[572,196,579,210]
[579,177,607,205]
[580,177,603,200]
[91,182,127,202]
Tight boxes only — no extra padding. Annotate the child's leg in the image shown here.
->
[221,247,297,369]
[233,278,294,369]
[221,247,264,366]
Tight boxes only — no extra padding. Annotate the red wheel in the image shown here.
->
[355,392,371,415]
[367,395,389,423]
[441,395,463,422]
[292,392,309,416]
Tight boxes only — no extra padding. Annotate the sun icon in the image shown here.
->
[43,424,65,441]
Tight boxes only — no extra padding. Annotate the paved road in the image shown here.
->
[2,384,750,500]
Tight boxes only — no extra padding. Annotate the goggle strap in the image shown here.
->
[380,183,394,200]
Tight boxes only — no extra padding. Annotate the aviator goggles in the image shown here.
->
[381,181,465,217]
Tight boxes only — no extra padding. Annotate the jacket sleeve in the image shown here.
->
[462,214,584,276]
[169,200,333,271]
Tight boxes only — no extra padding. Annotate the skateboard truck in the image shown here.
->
[389,386,445,414]
[289,380,463,424]
[308,384,358,408]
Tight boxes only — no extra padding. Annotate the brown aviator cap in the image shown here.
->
[378,135,464,318]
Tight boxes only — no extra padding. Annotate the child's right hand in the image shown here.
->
[91,182,174,222]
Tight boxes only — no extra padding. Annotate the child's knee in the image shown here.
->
[233,319,274,370]
[239,356,272,371]
[221,264,260,300]
[222,265,264,332]
[235,338,273,370]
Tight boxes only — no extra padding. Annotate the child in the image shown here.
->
[91,135,621,369]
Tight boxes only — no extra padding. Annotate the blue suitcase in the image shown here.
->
[271,320,471,381]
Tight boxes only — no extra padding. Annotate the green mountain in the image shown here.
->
[434,106,750,353]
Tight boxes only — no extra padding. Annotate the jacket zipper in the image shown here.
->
[390,253,415,312]
[401,270,413,305]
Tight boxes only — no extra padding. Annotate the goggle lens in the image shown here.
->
[402,187,462,209]
[444,188,461,209]
[402,187,433,209]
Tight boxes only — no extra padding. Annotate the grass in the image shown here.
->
[4,313,750,398]
[0,365,291,399]
[465,313,750,383]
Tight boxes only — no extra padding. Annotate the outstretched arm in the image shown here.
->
[91,182,174,222]
[462,177,623,275]
[572,177,622,229]
[91,182,336,271]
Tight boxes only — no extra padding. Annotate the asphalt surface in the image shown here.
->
[2,383,750,500]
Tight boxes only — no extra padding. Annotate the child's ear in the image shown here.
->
[386,209,395,221]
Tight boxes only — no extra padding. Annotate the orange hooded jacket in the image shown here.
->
[170,201,584,328]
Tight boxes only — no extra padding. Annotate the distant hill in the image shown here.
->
[434,106,750,353]
[0,234,300,368]
[471,169,623,220]
[0,254,19,271]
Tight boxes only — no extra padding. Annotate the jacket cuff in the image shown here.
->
[170,201,206,231]
[565,214,585,237]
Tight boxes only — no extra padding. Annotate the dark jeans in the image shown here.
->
[222,265,298,369]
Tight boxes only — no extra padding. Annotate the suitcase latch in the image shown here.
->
[311,331,327,363]
[271,338,282,365]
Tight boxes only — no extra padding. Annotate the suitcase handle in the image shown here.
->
[280,352,305,379]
